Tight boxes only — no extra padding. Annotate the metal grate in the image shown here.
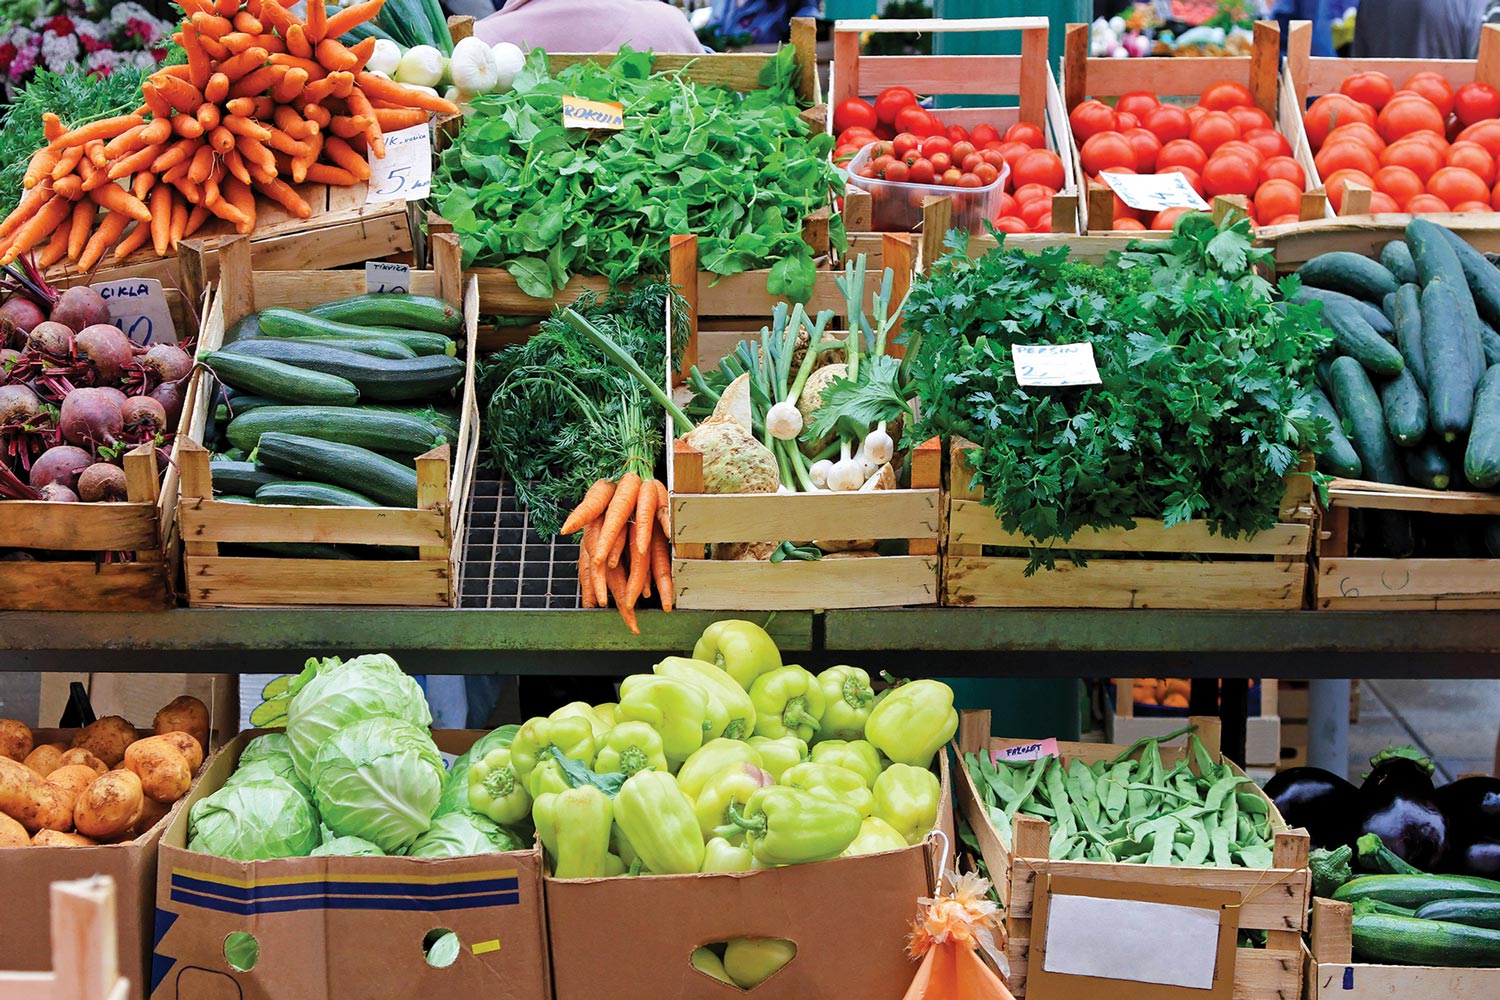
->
[459,463,582,610]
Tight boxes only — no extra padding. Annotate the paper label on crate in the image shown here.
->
[562,95,624,130]
[366,261,412,294]
[1010,343,1101,387]
[1100,170,1210,212]
[367,124,431,204]
[1043,895,1221,989]
[994,738,1059,764]
[90,277,177,346]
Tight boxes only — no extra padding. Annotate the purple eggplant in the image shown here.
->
[1434,777,1500,876]
[1359,747,1447,871]
[1265,766,1361,849]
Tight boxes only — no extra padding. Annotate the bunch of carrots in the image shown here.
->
[560,472,674,634]
[0,0,456,272]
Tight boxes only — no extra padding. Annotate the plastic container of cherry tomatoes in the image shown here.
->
[844,143,1009,233]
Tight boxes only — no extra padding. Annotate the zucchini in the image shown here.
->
[223,394,281,415]
[362,405,460,439]
[226,311,263,343]
[298,337,417,360]
[226,406,448,456]
[1334,873,1500,909]
[1316,357,1336,396]
[1313,387,1362,478]
[1325,299,1405,375]
[1296,286,1394,338]
[1298,251,1401,301]
[210,460,280,497]
[1438,224,1500,330]
[1332,356,1403,483]
[257,308,456,356]
[1352,912,1500,967]
[1405,444,1452,490]
[1421,280,1477,441]
[221,339,464,402]
[1380,240,1418,286]
[1380,367,1429,446]
[1408,218,1467,288]
[255,432,421,507]
[1482,320,1500,367]
[200,350,360,406]
[255,482,380,507]
[1358,833,1426,876]
[1414,898,1500,930]
[1393,283,1427,391]
[1465,365,1500,489]
[307,293,463,336]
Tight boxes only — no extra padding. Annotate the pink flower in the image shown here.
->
[124,18,154,43]
[0,44,15,68]
[80,32,108,53]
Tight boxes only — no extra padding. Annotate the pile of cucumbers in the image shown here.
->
[203,292,464,528]
[1296,219,1500,558]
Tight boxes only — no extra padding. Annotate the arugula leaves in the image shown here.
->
[432,46,842,303]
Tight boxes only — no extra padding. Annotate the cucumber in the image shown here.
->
[1380,367,1429,445]
[1296,286,1394,338]
[1332,356,1403,483]
[1352,912,1500,967]
[210,461,280,497]
[1299,251,1401,301]
[255,482,380,507]
[1405,444,1452,490]
[257,308,456,357]
[1334,873,1500,909]
[1422,280,1477,441]
[200,350,360,406]
[307,293,463,336]
[1438,224,1500,330]
[221,339,464,402]
[1393,283,1427,391]
[1316,357,1336,396]
[1465,365,1500,489]
[1380,240,1418,285]
[1325,299,1405,375]
[1414,898,1500,930]
[1482,320,1500,367]
[1408,218,1467,288]
[1313,387,1362,478]
[298,337,418,360]
[255,432,421,507]
[226,406,449,456]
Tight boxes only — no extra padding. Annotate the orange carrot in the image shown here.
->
[302,73,347,105]
[288,133,322,182]
[37,219,70,269]
[301,102,332,128]
[356,72,459,114]
[141,117,174,145]
[233,10,263,33]
[66,200,95,261]
[217,47,270,83]
[254,177,311,218]
[330,115,372,140]
[87,184,153,223]
[214,0,237,15]
[141,83,173,120]
[0,185,53,243]
[650,527,674,612]
[634,478,658,563]
[345,36,376,75]
[373,107,427,132]
[170,176,203,205]
[23,148,59,188]
[107,143,165,180]
[52,175,81,200]
[268,52,326,80]
[156,64,193,80]
[190,11,231,38]
[81,159,117,192]
[132,170,156,200]
[579,549,597,609]
[655,480,671,538]
[172,113,206,139]
[223,115,273,142]
[606,523,628,572]
[205,189,249,229]
[321,136,371,180]
[595,472,640,571]
[304,0,327,42]
[258,0,293,33]
[197,102,222,132]
[229,64,286,98]
[188,145,216,184]
[561,479,616,536]
[50,114,144,150]
[272,66,308,104]
[204,72,230,104]
[285,23,312,59]
[624,523,650,608]
[155,77,205,116]
[151,137,199,174]
[161,161,192,186]
[184,203,211,238]
[112,220,150,262]
[102,124,149,159]
[84,140,108,169]
[582,518,609,606]
[41,113,64,141]
[208,126,236,154]
[220,32,259,55]
[274,104,318,139]
[324,0,385,38]
[641,545,652,600]
[225,96,257,118]
[314,37,358,72]
[50,145,84,181]
[182,23,211,89]
[148,186,172,257]
[605,562,639,634]
[223,148,253,185]
[224,178,257,235]
[265,126,311,158]
[169,193,190,249]
[177,0,213,13]
[2,196,72,261]
[78,210,130,273]
[237,134,277,175]
[302,162,357,186]
[198,34,230,61]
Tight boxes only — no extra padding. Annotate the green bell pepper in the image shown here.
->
[723,938,797,990]
[722,786,861,865]
[593,722,668,777]
[534,785,612,878]
[809,739,882,788]
[842,816,911,857]
[654,656,757,740]
[781,761,874,818]
[701,836,755,872]
[677,738,762,799]
[692,946,736,985]
[618,674,711,766]
[864,679,957,768]
[604,852,627,877]
[692,761,775,840]
[593,702,620,728]
[465,747,531,826]
[550,701,611,740]
[612,770,705,874]
[692,619,783,691]
[749,666,826,742]
[872,762,942,845]
[611,824,639,869]
[510,714,598,780]
[815,665,876,741]
[746,735,807,782]
[527,758,573,798]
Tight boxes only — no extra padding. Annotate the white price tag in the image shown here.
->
[994,739,1060,764]
[366,261,411,294]
[1100,170,1210,212]
[367,124,431,205]
[89,277,177,346]
[1011,343,1102,387]
[1043,895,1222,989]
[562,95,625,130]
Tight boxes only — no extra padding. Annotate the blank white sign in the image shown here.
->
[1042,894,1221,990]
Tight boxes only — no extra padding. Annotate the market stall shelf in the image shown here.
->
[1305,897,1500,1000]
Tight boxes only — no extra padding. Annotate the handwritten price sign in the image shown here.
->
[367,124,432,205]
[562,95,624,130]
[1100,171,1210,212]
[1011,343,1102,387]
[994,738,1060,764]
[366,261,411,294]
[89,278,177,346]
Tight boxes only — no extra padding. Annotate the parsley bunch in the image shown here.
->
[907,215,1331,571]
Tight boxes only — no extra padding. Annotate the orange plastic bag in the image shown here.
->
[903,873,1015,1000]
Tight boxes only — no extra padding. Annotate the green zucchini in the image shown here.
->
[1363,899,1419,918]
[1438,224,1500,330]
[1465,365,1500,489]
[223,394,281,415]
[1298,251,1400,301]
[1332,356,1403,483]
[1482,320,1500,367]
[210,461,280,497]
[1334,873,1500,909]
[226,311,263,343]
[1421,280,1477,441]
[1379,367,1429,446]
[226,406,448,456]
[1393,283,1427,391]
[1404,444,1452,490]
[1297,286,1394,338]
[307,293,463,336]
[1408,218,1467,288]
[255,482,380,507]
[1325,299,1405,375]
[298,337,418,360]
[257,308,456,356]
[255,432,421,507]
[1358,833,1425,876]
[1313,387,1362,478]
[221,339,464,402]
[362,405,460,439]
[1379,240,1418,286]
[200,350,360,406]
[1316,357,1336,396]
[1414,898,1500,930]
[1354,912,1500,967]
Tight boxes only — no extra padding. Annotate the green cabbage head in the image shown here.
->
[188,775,319,860]
[286,653,432,782]
[309,717,444,853]
[408,811,522,859]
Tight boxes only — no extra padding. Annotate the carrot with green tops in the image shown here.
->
[148,185,172,257]
[324,0,385,37]
[223,148,253,186]
[50,145,84,181]
[254,177,311,219]
[41,113,64,142]
[37,220,69,269]
[112,220,150,263]
[204,71,230,104]
[314,37,358,72]
[303,163,357,186]
[1,195,72,262]
[77,210,130,273]
[83,140,107,170]
[154,76,204,116]
[51,176,81,200]
[229,64,286,98]
[22,148,59,189]
[624,522,650,608]
[0,187,53,244]
[633,478,658,563]
[172,114,206,139]
[50,114,144,150]
[217,47,270,83]
[87,184,152,223]
[562,479,616,537]
[182,23,211,88]
[169,194,189,249]
[184,203,211,239]
[373,107,427,132]
[650,527,674,612]
[579,549,598,609]
[285,22,312,59]
[213,0,238,15]
[132,170,156,201]
[197,102,222,132]
[595,472,640,571]
[108,143,165,180]
[190,11,231,38]
[272,67,308,105]
[233,10,263,33]
[321,136,370,180]
[66,199,95,261]
[605,561,638,634]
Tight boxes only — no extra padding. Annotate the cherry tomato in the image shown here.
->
[892,132,920,159]
[975,162,1001,185]
[895,105,942,137]
[952,141,978,163]
[941,167,963,186]
[961,153,984,172]
[875,87,919,126]
[920,135,953,158]
[833,98,878,134]
[883,160,910,183]
[970,123,1002,146]
[929,152,953,173]
[908,158,936,184]
[947,125,970,144]
[981,149,1006,168]
[957,172,984,188]
[871,154,894,175]
[857,165,878,179]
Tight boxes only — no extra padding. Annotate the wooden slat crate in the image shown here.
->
[831,16,1083,254]
[1315,479,1500,609]
[943,437,1315,609]
[1306,898,1500,999]
[664,233,941,610]
[174,234,478,608]
[956,709,1311,1000]
[1278,680,1361,723]
[1110,678,1282,768]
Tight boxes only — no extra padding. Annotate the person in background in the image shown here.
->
[473,0,705,52]
[702,0,819,46]
[1353,0,1484,58]
[1272,0,1336,56]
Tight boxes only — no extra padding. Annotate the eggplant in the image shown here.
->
[1445,840,1500,879]
[1359,748,1447,871]
[1434,777,1500,843]
[1364,746,1437,797]
[1265,766,1362,849]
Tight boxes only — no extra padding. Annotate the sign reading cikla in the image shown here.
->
[1100,170,1211,212]
[562,95,625,130]
[367,124,432,204]
[89,277,177,346]
[1011,343,1102,387]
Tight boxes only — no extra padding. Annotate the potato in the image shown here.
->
[74,769,144,840]
[22,743,65,778]
[47,764,100,816]
[0,718,32,762]
[0,757,73,833]
[124,738,192,804]
[147,730,204,773]
[0,810,27,847]
[153,696,209,760]
[32,829,96,847]
[57,747,108,776]
[133,794,170,836]
[72,716,136,768]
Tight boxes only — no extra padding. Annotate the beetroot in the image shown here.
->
[59,387,122,448]
[0,297,46,347]
[0,348,20,374]
[50,287,109,333]
[27,321,73,357]
[140,344,191,384]
[121,396,168,439]
[149,377,185,428]
[0,384,41,426]
[38,483,78,503]
[75,324,136,384]
[77,462,128,502]
[29,445,92,492]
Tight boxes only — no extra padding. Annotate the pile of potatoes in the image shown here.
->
[0,695,209,847]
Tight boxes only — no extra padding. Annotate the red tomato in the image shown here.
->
[834,145,860,165]
[1200,81,1255,111]
[940,167,963,186]
[1373,164,1424,208]
[961,153,984,172]
[970,123,1002,146]
[1227,106,1274,134]
[870,154,895,175]
[1160,164,1204,195]
[1455,82,1500,126]
[1116,91,1159,120]
[1070,99,1118,142]
[1113,218,1148,231]
[1215,140,1266,169]
[1201,154,1259,197]
[993,216,1030,233]
[1324,168,1376,211]
[1253,178,1302,221]
[1429,165,1492,207]
[1406,192,1453,212]
[908,158,935,185]
[952,141,978,162]
[1447,140,1497,185]
[1115,110,1140,131]
[1304,94,1377,149]
[1326,122,1387,154]
[1259,155,1306,187]
[837,127,877,149]
[1013,182,1057,205]
[1379,96,1446,144]
[883,160,910,182]
[875,87,919,126]
[1316,140,1382,178]
[1382,137,1446,182]
[1158,139,1209,174]
[981,149,1006,168]
[895,105,943,137]
[1019,195,1054,228]
[1453,199,1494,212]
[930,152,953,174]
[1080,131,1137,174]
[996,141,1032,169]
[857,165,878,179]
[975,162,1001,185]
[1340,71,1396,110]
[892,132,920,159]
[833,98,878,134]
[1402,72,1456,118]
[1186,104,1208,123]
[1004,121,1045,149]
[1143,104,1193,144]
[1151,207,1194,230]
[946,125,970,144]
[1013,149,1065,190]
[920,135,953,158]
[1190,111,1240,155]
[996,192,1018,217]
[1493,176,1500,210]
[1122,128,1162,172]
[956,172,984,188]
[1242,127,1292,160]
[1265,213,1302,226]
[1458,119,1500,157]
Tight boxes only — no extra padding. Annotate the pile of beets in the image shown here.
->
[1,261,191,504]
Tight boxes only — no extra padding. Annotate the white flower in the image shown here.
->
[40,30,80,72]
[109,3,152,26]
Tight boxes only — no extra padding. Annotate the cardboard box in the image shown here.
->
[39,673,237,748]
[3,728,200,1000]
[545,752,952,1000]
[150,731,549,1000]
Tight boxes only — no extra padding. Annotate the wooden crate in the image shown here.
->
[831,15,1083,254]
[942,437,1316,609]
[1315,478,1500,609]
[1306,898,1500,999]
[956,709,1310,1000]
[1110,678,1282,768]
[1278,680,1360,723]
[174,234,478,608]
[665,233,941,611]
